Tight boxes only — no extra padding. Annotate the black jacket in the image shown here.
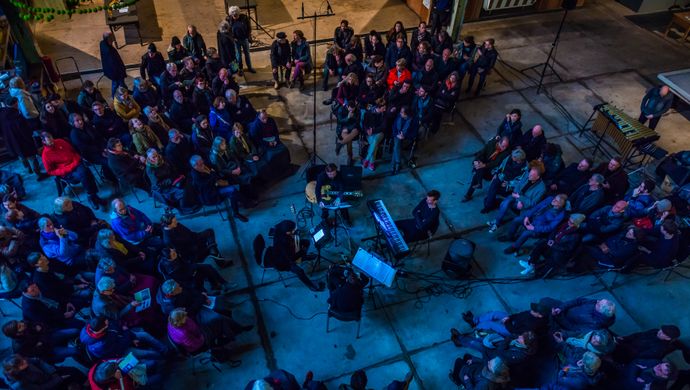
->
[217,31,236,68]
[550,163,590,195]
[227,14,251,40]
[107,151,144,185]
[165,137,194,174]
[140,51,166,81]
[0,107,37,158]
[270,40,291,67]
[99,39,126,80]
[92,110,128,140]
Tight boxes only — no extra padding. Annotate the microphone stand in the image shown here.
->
[298,1,335,172]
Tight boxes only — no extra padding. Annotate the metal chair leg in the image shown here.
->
[261,269,266,284]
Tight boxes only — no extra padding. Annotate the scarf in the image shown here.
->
[489,143,505,161]
[111,239,128,255]
[146,156,164,169]
[22,292,59,310]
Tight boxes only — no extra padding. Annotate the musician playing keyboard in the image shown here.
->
[395,190,441,242]
[316,164,352,226]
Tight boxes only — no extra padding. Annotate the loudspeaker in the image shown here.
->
[340,165,363,191]
[562,0,577,10]
[656,155,690,187]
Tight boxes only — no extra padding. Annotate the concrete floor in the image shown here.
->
[4,0,690,388]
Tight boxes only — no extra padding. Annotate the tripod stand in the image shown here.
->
[298,1,335,175]
[520,8,569,95]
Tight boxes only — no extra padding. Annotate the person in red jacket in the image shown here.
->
[386,58,412,90]
[40,132,103,210]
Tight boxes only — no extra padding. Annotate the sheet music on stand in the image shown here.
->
[352,247,396,287]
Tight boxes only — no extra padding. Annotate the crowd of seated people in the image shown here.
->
[269,20,499,172]
[0,194,250,388]
[0,9,689,389]
[448,297,690,389]
[458,108,687,277]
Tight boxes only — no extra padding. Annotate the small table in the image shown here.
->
[105,0,143,48]
[665,11,690,42]
[225,0,259,29]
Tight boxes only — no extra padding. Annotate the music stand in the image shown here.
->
[298,2,335,176]
[352,247,396,309]
[309,223,333,273]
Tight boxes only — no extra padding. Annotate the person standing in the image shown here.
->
[0,97,46,180]
[429,0,453,34]
[639,85,673,130]
[217,21,237,72]
[227,6,255,75]
[99,32,128,98]
[182,25,207,64]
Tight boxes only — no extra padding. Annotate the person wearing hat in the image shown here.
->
[99,31,128,98]
[481,148,527,213]
[518,212,585,276]
[579,201,628,244]
[499,193,568,255]
[450,355,510,388]
[167,36,189,67]
[270,32,292,89]
[226,5,255,75]
[140,43,166,86]
[461,303,550,339]
[568,173,606,214]
[463,136,512,202]
[647,198,674,227]
[546,351,603,389]
[614,325,689,364]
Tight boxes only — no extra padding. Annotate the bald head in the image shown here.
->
[532,125,543,137]
[660,85,670,96]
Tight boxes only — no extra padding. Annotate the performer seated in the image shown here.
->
[327,264,370,314]
[395,190,441,242]
[268,220,325,292]
[316,164,352,226]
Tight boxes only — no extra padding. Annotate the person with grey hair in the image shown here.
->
[480,148,527,213]
[226,5,254,75]
[225,87,257,128]
[93,228,156,275]
[568,173,606,215]
[52,196,108,246]
[37,217,87,270]
[183,24,207,64]
[132,78,161,113]
[546,351,603,389]
[159,62,184,106]
[217,21,237,71]
[450,355,511,388]
[7,76,39,127]
[540,297,616,334]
